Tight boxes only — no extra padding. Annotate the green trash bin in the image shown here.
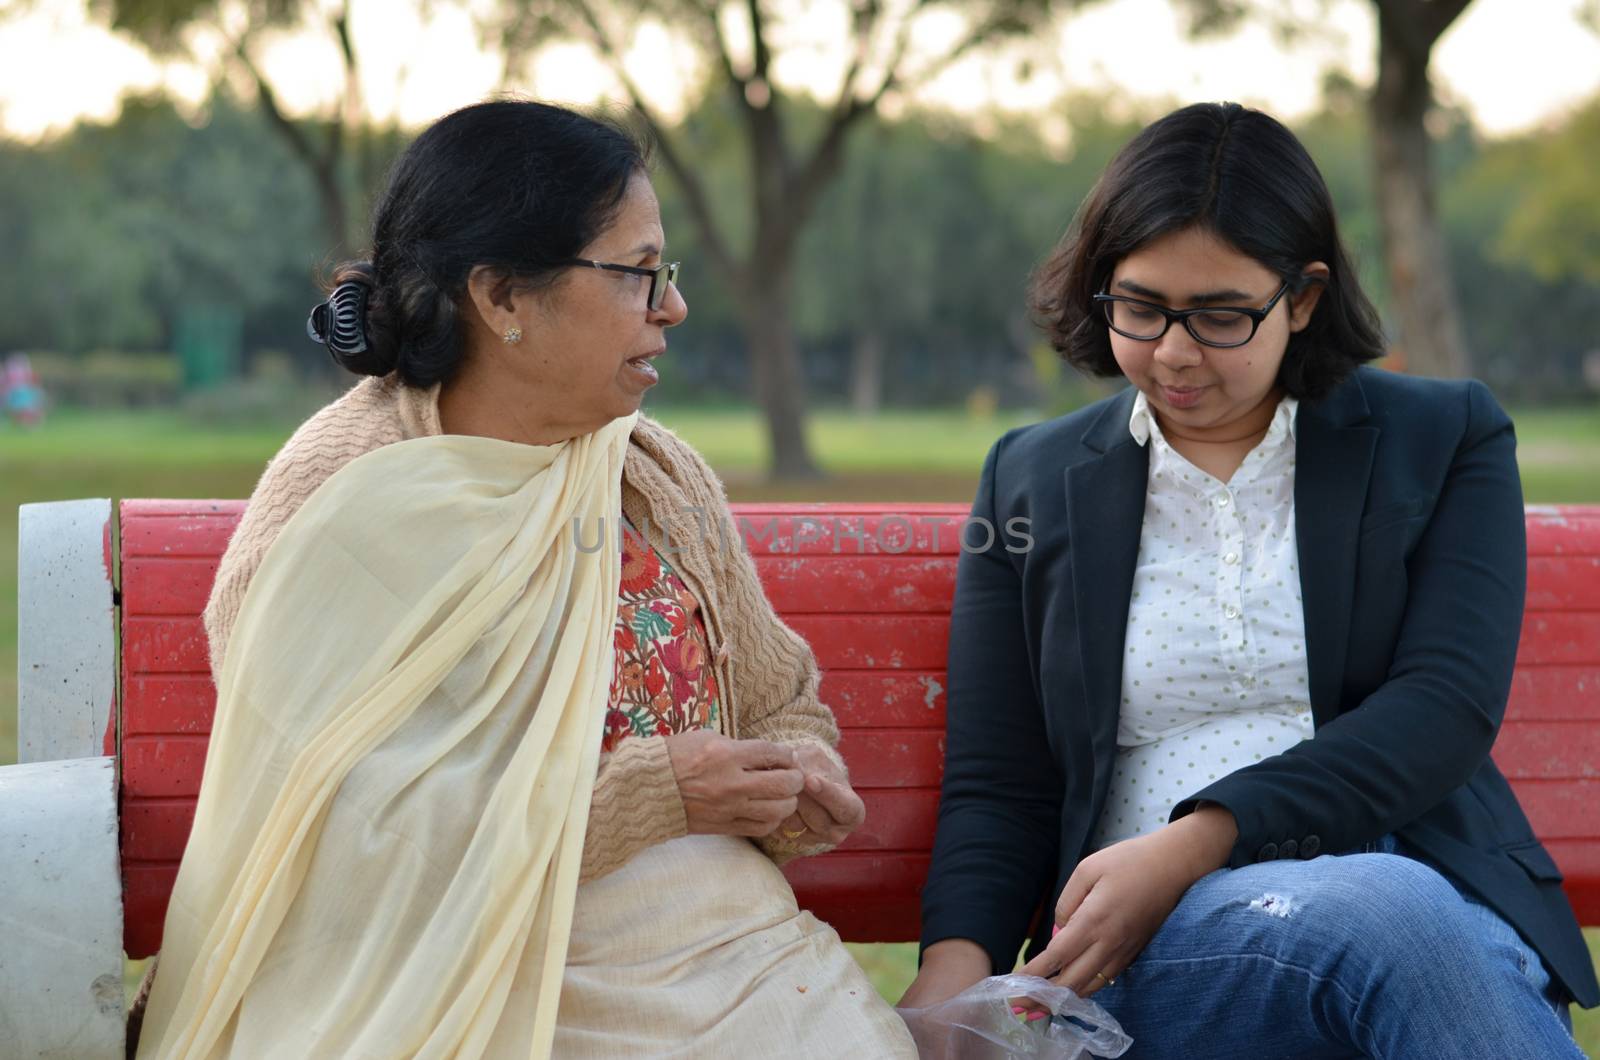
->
[175,305,242,389]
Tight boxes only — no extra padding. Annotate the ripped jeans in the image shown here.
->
[1086,833,1583,1059]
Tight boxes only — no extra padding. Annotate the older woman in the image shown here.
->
[133,100,915,1058]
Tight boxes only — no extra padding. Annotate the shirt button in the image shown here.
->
[1224,551,1240,565]
[1223,604,1240,620]
[1215,494,1231,508]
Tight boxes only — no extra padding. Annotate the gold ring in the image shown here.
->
[781,828,807,839]
[1093,971,1115,987]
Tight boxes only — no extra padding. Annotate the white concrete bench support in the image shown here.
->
[0,756,125,1058]
[18,498,116,764]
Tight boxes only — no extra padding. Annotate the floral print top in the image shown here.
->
[603,519,722,753]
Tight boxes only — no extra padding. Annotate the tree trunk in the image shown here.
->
[1370,2,1471,378]
[739,266,821,479]
[313,159,352,263]
[850,329,885,415]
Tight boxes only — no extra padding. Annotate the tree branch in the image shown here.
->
[571,1,740,281]
[1373,0,1472,56]
[831,0,886,115]
[327,2,356,176]
[1581,0,1600,37]
[234,38,320,171]
[776,2,1034,256]
[768,96,869,258]
[746,0,772,82]
[698,0,748,90]
[860,0,921,110]
[745,3,795,193]
[888,7,1033,102]
[1414,0,1472,44]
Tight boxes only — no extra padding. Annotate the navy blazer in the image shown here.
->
[920,366,1598,1009]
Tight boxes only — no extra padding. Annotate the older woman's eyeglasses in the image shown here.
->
[564,260,681,311]
[1093,281,1291,349]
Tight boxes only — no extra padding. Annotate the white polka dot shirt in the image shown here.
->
[1090,392,1315,850]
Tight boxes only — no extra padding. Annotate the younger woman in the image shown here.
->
[902,102,1594,1058]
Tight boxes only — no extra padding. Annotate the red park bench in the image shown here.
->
[5,499,1598,1056]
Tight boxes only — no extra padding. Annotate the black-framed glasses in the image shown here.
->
[1092,281,1291,349]
[564,259,681,311]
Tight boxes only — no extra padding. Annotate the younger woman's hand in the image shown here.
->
[898,938,991,1009]
[1019,804,1237,998]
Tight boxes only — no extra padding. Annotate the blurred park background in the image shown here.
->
[2,0,1598,1048]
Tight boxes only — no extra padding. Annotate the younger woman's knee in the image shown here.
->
[1310,853,1473,940]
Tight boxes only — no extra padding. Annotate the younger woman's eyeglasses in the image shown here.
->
[564,260,681,311]
[1093,280,1291,349]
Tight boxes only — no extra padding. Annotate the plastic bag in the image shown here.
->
[895,973,1133,1059]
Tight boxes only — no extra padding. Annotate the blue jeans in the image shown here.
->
[1083,834,1582,1058]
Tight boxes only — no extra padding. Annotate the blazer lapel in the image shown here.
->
[1295,373,1378,728]
[1064,391,1148,760]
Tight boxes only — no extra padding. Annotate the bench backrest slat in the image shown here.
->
[115,501,1600,957]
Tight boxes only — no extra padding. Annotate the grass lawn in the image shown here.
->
[5,400,1598,1052]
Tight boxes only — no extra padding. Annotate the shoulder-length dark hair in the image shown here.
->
[325,100,652,388]
[1030,102,1384,401]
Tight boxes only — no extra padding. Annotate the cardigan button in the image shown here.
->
[1278,839,1299,859]
[1301,835,1321,858]
[1256,842,1279,863]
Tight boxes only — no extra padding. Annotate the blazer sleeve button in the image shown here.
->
[1301,835,1321,858]
[1278,839,1298,859]
[1256,842,1279,862]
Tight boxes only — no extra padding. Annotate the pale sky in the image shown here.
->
[1,0,1597,143]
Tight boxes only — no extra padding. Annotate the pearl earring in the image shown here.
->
[502,326,523,345]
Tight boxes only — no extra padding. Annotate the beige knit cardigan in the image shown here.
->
[202,374,847,882]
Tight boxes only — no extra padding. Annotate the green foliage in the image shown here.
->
[92,0,304,53]
[1486,98,1600,285]
[4,82,1600,406]
[1438,104,1600,396]
[0,93,334,377]
[647,93,1153,405]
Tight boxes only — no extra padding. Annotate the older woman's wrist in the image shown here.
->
[581,736,689,882]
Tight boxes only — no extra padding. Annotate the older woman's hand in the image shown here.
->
[664,730,808,837]
[778,743,866,846]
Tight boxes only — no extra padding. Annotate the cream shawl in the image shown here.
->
[136,414,636,1059]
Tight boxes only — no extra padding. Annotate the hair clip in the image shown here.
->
[307,281,370,358]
